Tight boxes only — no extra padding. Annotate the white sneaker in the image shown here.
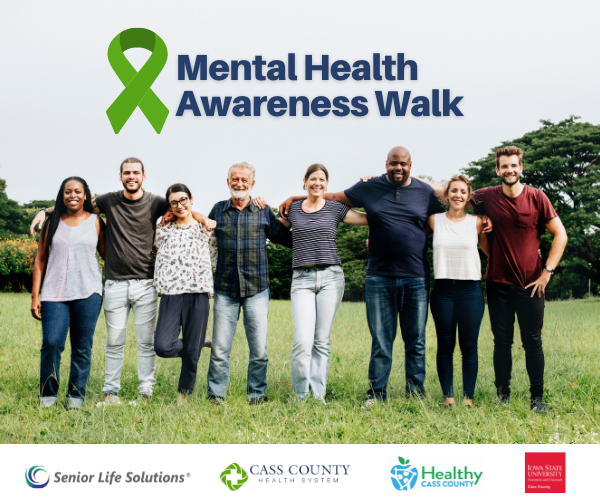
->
[96,393,121,407]
[65,397,84,410]
[39,396,57,408]
[361,398,378,410]
[129,393,152,406]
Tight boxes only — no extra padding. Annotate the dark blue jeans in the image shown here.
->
[365,275,429,399]
[40,294,102,400]
[430,280,484,399]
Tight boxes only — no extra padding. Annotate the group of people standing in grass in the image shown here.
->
[29,145,568,413]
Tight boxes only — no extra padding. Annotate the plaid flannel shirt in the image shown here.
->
[209,198,291,298]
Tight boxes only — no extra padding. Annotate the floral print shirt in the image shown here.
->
[154,222,214,296]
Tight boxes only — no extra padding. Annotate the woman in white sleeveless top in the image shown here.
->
[31,177,105,409]
[427,174,488,408]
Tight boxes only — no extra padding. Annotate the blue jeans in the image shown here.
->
[40,294,102,403]
[290,265,345,401]
[365,275,429,399]
[207,288,270,401]
[430,280,484,399]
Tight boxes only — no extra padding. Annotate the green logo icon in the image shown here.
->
[220,463,248,491]
[106,28,169,134]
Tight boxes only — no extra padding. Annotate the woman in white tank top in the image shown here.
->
[426,175,488,409]
[31,177,105,410]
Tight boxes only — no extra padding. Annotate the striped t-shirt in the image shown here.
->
[432,213,481,280]
[288,200,350,268]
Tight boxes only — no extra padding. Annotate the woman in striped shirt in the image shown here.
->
[427,174,488,408]
[279,164,368,403]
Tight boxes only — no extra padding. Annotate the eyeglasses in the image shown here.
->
[169,196,190,208]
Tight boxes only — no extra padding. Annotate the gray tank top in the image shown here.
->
[40,214,103,301]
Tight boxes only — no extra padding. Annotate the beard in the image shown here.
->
[122,181,142,194]
[501,173,520,186]
[230,186,251,201]
[387,172,408,187]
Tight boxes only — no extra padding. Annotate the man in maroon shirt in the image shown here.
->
[472,146,568,413]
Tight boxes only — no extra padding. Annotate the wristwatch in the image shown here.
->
[544,265,554,274]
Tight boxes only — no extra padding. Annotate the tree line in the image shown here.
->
[1,116,598,299]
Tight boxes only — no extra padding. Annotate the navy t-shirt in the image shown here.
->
[345,175,444,278]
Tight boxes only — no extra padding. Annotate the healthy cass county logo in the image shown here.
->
[390,456,483,491]
[25,465,50,489]
[221,463,248,491]
[106,28,169,134]
[391,457,418,491]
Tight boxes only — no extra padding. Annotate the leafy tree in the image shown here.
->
[22,199,55,210]
[337,223,369,301]
[0,178,28,237]
[267,242,293,300]
[463,116,600,293]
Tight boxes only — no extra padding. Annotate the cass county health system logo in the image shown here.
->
[391,457,419,491]
[25,466,50,489]
[221,463,248,491]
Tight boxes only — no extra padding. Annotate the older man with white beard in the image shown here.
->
[206,162,291,405]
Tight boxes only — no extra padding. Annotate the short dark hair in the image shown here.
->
[120,157,145,173]
[495,146,523,169]
[165,183,192,202]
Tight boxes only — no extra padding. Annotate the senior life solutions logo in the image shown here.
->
[25,466,50,489]
[106,28,169,134]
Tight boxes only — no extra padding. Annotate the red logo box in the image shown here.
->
[525,452,566,493]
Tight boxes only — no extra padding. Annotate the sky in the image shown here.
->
[1,0,600,214]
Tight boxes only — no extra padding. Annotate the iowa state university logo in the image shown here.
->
[525,452,566,493]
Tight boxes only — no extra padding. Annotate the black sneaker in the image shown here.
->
[208,395,225,406]
[496,394,510,407]
[530,397,550,414]
[249,396,268,405]
[406,390,426,400]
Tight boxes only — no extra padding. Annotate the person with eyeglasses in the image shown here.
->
[29,157,215,406]
[153,184,214,405]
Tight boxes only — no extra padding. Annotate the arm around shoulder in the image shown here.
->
[324,190,354,207]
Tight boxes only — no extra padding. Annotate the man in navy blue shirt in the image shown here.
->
[281,146,445,404]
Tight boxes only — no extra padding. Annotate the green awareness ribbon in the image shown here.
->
[106,28,169,134]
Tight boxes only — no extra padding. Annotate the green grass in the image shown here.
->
[0,293,598,444]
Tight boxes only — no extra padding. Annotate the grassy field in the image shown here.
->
[0,293,598,444]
